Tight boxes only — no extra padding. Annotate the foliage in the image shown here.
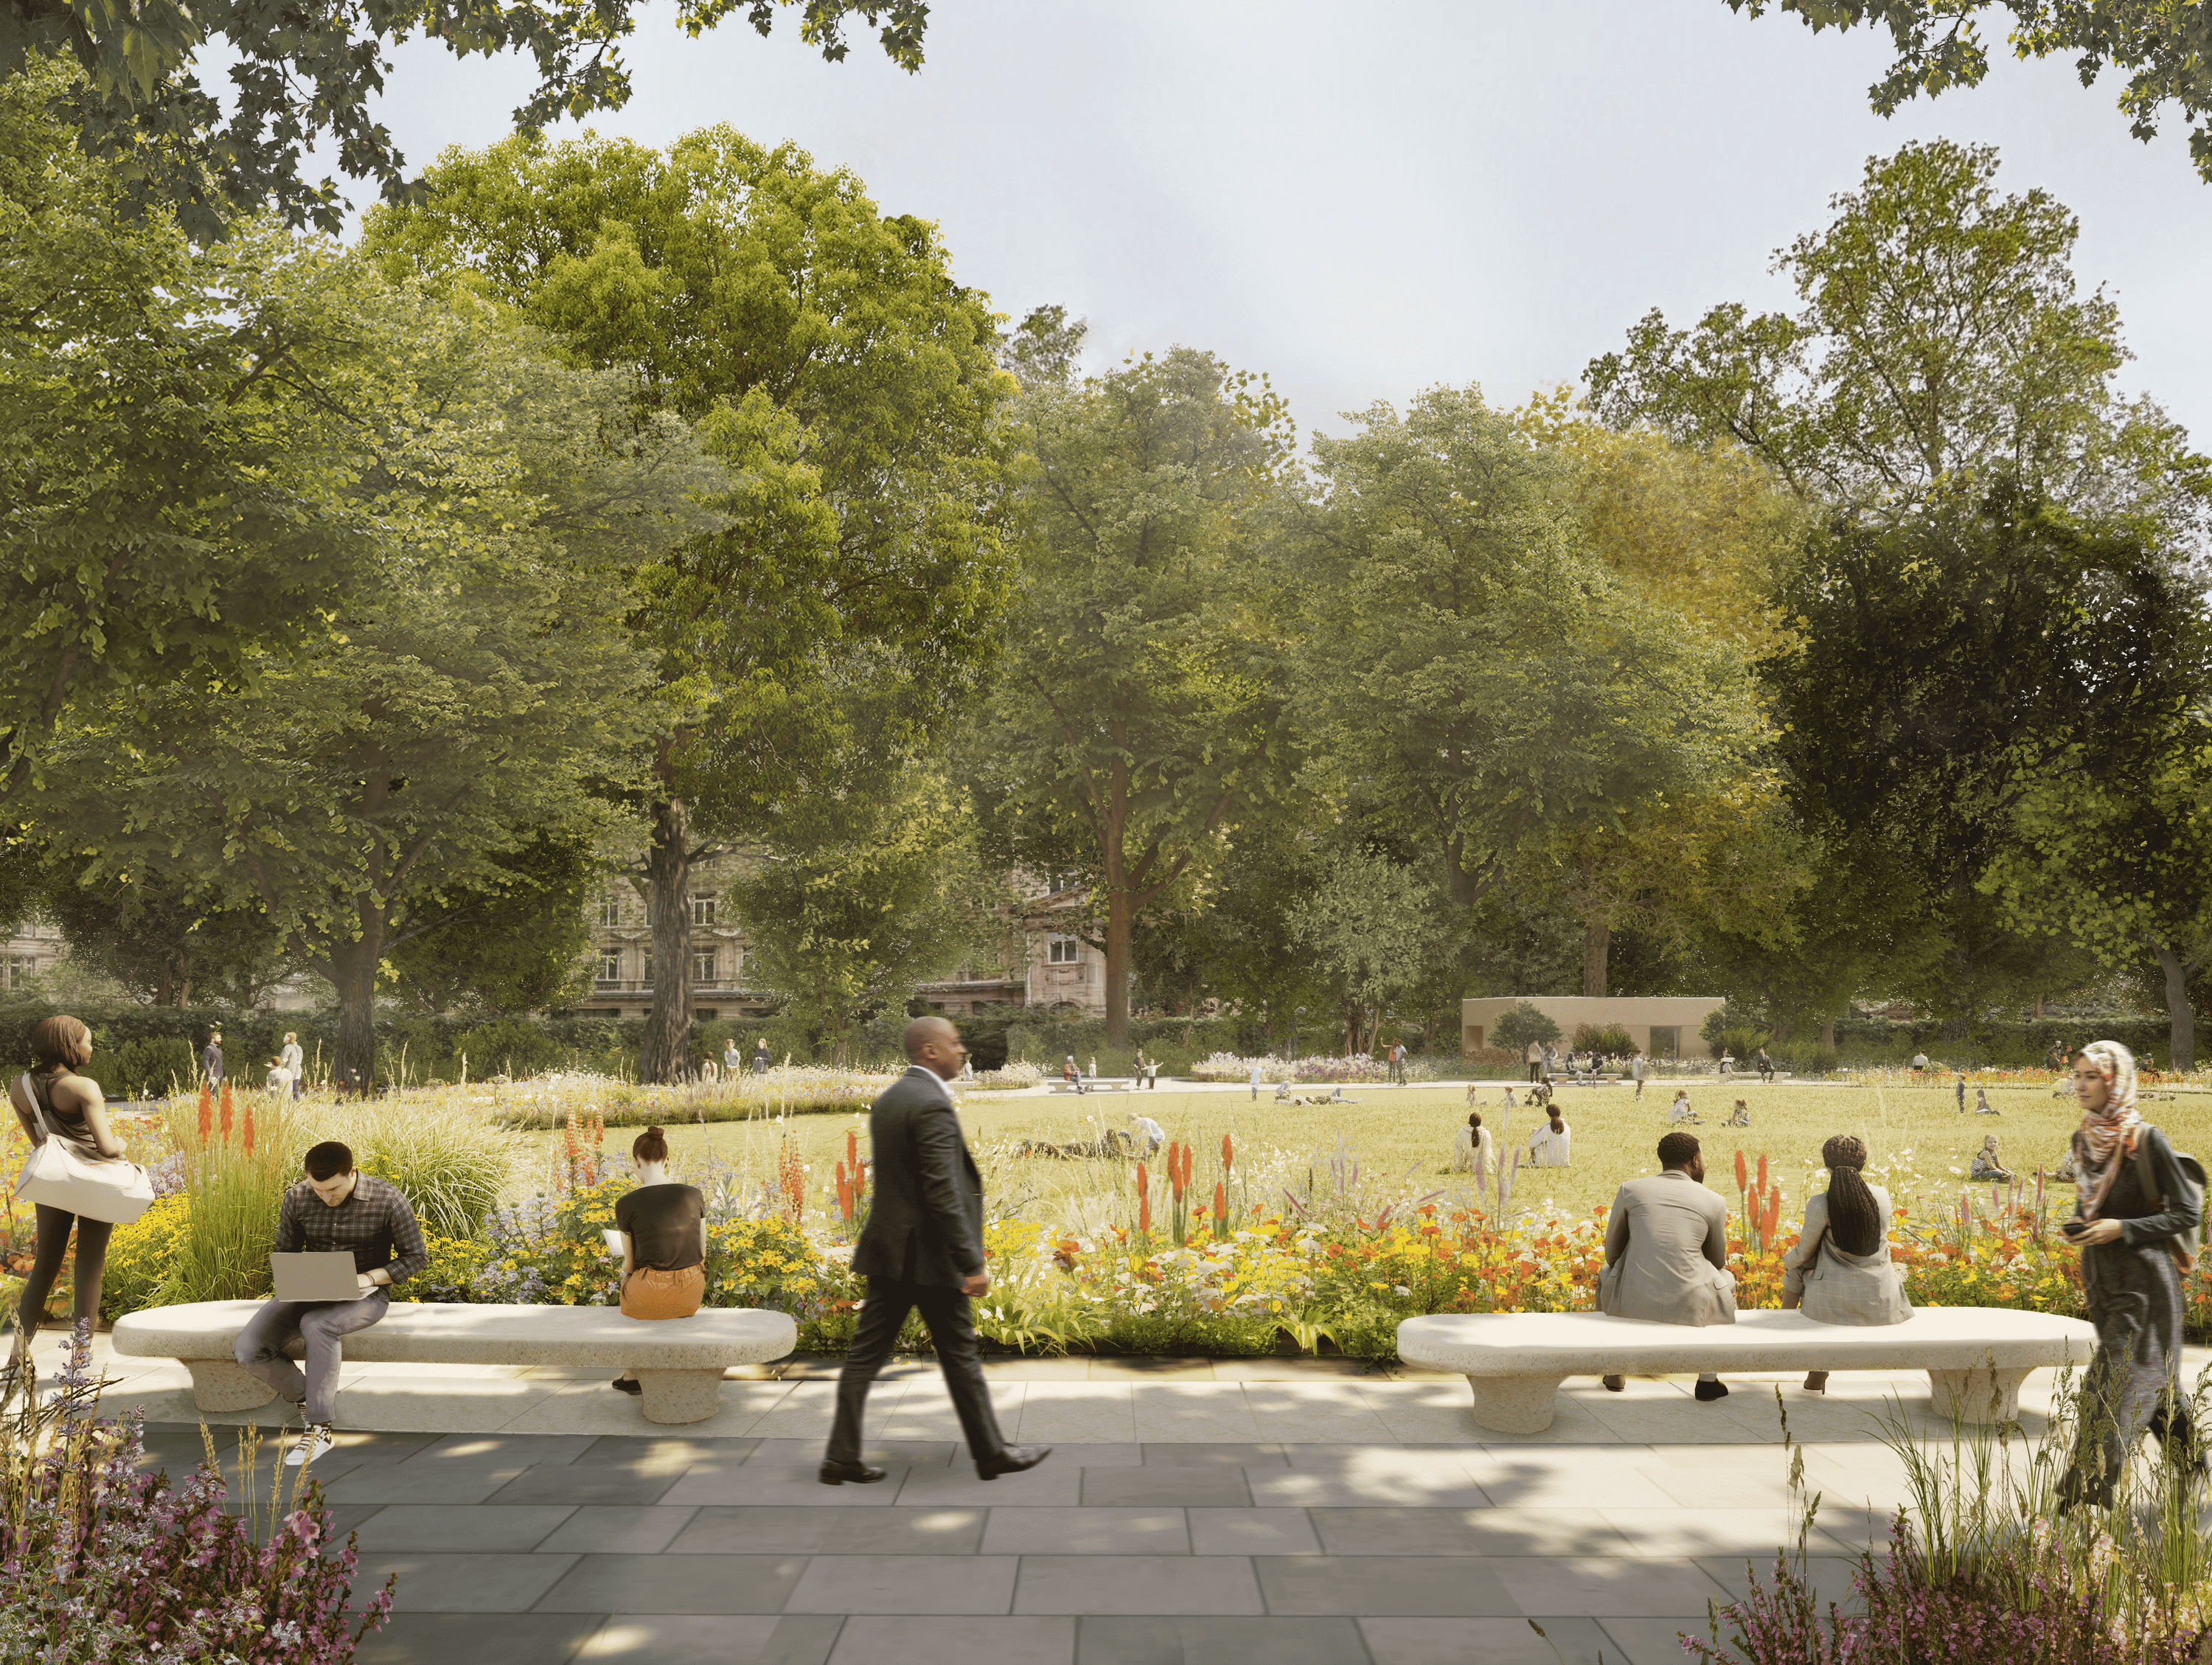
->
[1291,386,1764,925]
[45,264,680,1086]
[100,1035,198,1100]
[0,74,383,818]
[970,347,1296,1047]
[1284,847,1461,1057]
[1724,0,2212,187]
[483,1068,889,1130]
[151,1093,298,1307]
[1587,137,2209,539]
[0,3,928,240]
[365,125,1021,1084]
[97,1194,192,1321]
[314,1099,519,1240]
[1490,1002,1562,1050]
[383,833,600,1018]
[0,1324,394,1661]
[1571,1023,1635,1055]
[38,866,291,1009]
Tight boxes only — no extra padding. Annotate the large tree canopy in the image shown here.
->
[1586,139,2208,543]
[0,2,927,240]
[1725,1,2212,186]
[366,125,1019,1080]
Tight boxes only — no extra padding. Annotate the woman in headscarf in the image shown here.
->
[1782,1135,1910,1392]
[2059,1040,2203,1507]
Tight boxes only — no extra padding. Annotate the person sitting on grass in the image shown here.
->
[1725,1100,1752,1127]
[1127,1111,1165,1155]
[611,1125,706,1397]
[1527,1114,1571,1168]
[1975,1088,2000,1115]
[1668,1090,1698,1125]
[1598,1131,1736,1401]
[1968,1134,2014,1183]
[232,1140,426,1467]
[1783,1134,1909,1393]
[1454,1111,1492,1175]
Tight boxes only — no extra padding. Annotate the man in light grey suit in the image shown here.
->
[1597,1130,1736,1402]
[821,1016,1049,1486]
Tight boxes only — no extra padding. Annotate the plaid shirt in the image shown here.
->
[274,1174,428,1285]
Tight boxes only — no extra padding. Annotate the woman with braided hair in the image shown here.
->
[1781,1134,1910,1392]
[2058,1040,2203,1509]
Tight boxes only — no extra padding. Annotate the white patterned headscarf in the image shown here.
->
[2075,1039,2143,1218]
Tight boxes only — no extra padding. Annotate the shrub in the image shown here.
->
[99,1194,192,1320]
[451,1018,566,1080]
[0,1325,394,1662]
[313,1099,517,1238]
[1570,1023,1634,1055]
[1489,1002,1560,1050]
[1461,1045,1523,1076]
[1715,1023,1767,1061]
[101,1035,198,1099]
[154,1094,299,1306]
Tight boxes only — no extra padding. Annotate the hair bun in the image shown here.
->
[645,1125,663,1137]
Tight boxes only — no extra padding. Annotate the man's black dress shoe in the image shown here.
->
[1694,1378,1730,1402]
[611,1377,641,1396]
[975,1445,1051,1481]
[818,1459,888,1485]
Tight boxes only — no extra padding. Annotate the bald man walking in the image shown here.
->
[822,1017,1048,1485]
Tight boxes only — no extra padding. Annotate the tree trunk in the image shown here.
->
[327,934,382,1090]
[2154,939,2196,1072]
[1103,881,1133,1048]
[1820,1018,1836,1049]
[639,796,693,1083]
[1582,920,1609,999]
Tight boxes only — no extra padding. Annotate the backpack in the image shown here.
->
[2132,1127,2207,1273]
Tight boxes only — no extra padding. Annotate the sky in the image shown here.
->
[324,0,2212,450]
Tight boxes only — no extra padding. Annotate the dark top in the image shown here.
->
[202,1042,223,1080]
[275,1174,428,1283]
[2072,1125,2200,1246]
[851,1066,984,1289]
[15,1069,106,1163]
[615,1183,706,1272]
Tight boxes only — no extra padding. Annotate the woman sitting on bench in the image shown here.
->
[1781,1134,1908,1392]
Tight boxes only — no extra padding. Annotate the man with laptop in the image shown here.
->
[233,1139,426,1466]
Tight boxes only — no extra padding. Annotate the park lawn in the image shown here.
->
[540,1078,2212,1234]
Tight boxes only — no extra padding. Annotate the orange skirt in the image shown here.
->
[620,1265,705,1321]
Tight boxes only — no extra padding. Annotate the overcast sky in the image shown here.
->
[334,0,2212,449]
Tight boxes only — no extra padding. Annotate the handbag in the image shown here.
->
[13,1073,156,1225]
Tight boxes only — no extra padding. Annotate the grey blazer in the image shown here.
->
[1599,1170,1736,1326]
[850,1066,986,1289]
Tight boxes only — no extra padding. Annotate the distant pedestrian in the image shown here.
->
[279,1032,305,1099]
[751,1039,771,1074]
[1910,1050,1929,1080]
[1525,1040,1544,1084]
[1718,1051,1735,1078]
[1753,1047,1774,1084]
[1249,1060,1264,1101]
[724,1040,742,1075]
[1955,1071,1968,1114]
[201,1031,224,1087]
[1631,1052,1647,1099]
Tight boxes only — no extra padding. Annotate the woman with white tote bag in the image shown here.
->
[9,1015,148,1360]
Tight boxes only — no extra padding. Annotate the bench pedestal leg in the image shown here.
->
[184,1360,280,1413]
[634,1368,725,1425]
[1926,1365,2031,1424]
[1464,1374,1567,1434]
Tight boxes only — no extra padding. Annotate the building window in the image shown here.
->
[693,949,717,985]
[597,951,622,987]
[1048,935,1080,964]
[641,952,654,989]
[2,956,33,989]
[598,896,621,928]
[690,894,716,927]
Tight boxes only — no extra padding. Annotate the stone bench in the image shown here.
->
[1397,1307,2098,1433]
[1046,1078,1140,1093]
[111,1299,798,1426]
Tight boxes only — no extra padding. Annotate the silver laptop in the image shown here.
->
[272,1251,363,1301]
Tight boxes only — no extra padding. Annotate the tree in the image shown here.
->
[42,268,678,1083]
[1986,723,2212,1068]
[1585,140,2208,541]
[366,127,1018,1081]
[383,833,599,1015]
[40,869,291,1008]
[1764,490,2201,1035]
[1,4,928,240]
[1723,1,2212,186]
[1490,1002,1562,1052]
[0,67,392,816]
[1001,305,1089,389]
[969,347,1295,1047]
[1293,386,1764,921]
[1284,847,1460,1056]
[730,777,991,1064]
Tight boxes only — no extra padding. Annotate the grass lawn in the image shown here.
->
[532,1077,2212,1232]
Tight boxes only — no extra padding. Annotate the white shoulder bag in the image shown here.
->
[13,1073,156,1225]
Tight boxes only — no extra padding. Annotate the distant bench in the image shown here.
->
[1397,1308,2098,1433]
[111,1299,798,1425]
[1047,1077,1142,1094]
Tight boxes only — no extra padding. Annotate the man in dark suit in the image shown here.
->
[821,1016,1049,1486]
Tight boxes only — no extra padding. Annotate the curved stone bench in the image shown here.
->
[1397,1307,2098,1433]
[111,1300,798,1426]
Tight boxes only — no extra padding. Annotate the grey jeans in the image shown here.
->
[233,1289,389,1425]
